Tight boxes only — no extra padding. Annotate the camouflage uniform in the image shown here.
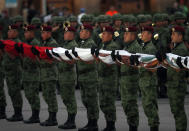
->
[166,41,189,131]
[58,40,77,129]
[2,37,23,121]
[78,38,99,120]
[138,40,159,128]
[120,40,141,128]
[22,36,40,124]
[99,40,119,130]
[0,34,6,119]
[40,37,58,113]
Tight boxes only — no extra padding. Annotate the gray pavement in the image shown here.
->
[0,81,189,131]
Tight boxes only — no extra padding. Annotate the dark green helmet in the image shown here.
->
[69,15,77,22]
[174,11,186,20]
[153,13,162,22]
[31,17,41,24]
[137,14,147,23]
[81,14,94,22]
[12,15,23,23]
[112,14,122,21]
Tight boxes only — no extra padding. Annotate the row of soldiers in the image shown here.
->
[0,11,189,131]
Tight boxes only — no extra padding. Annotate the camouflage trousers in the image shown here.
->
[139,75,159,127]
[166,80,187,131]
[99,76,116,122]
[41,80,58,112]
[59,72,77,115]
[0,75,6,107]
[120,75,139,127]
[80,79,99,120]
[6,74,23,108]
[23,81,40,110]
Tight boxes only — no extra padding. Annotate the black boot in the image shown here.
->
[150,126,159,131]
[0,107,6,119]
[24,110,40,124]
[103,121,116,131]
[58,113,76,129]
[6,107,23,122]
[78,119,98,131]
[176,129,186,131]
[129,125,137,131]
[40,112,57,126]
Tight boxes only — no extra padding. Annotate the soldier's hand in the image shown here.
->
[155,51,163,62]
[65,50,73,60]
[176,57,184,69]
[184,57,188,66]
[134,55,140,66]
[72,48,78,57]
[14,43,21,53]
[91,46,96,55]
[0,41,5,50]
[111,50,116,61]
[116,51,122,61]
[130,55,135,65]
[31,46,40,56]
[46,49,53,58]
[95,48,99,57]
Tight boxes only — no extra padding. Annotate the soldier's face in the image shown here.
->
[171,32,183,43]
[70,22,77,28]
[24,31,34,40]
[141,31,152,42]
[64,31,74,41]
[80,29,90,40]
[102,32,112,42]
[124,32,133,43]
[114,20,122,27]
[8,29,18,39]
[41,31,51,40]
[124,22,130,27]
[100,22,109,28]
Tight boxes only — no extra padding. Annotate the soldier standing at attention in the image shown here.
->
[3,24,23,122]
[166,26,188,131]
[77,24,99,131]
[98,26,120,131]
[0,26,6,120]
[22,25,41,124]
[58,26,78,129]
[120,26,141,131]
[39,25,58,126]
[138,26,159,131]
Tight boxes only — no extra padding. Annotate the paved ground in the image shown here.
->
[0,81,189,131]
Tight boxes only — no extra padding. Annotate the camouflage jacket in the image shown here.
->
[22,38,40,81]
[40,37,58,81]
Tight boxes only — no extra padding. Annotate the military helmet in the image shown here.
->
[137,14,147,23]
[12,15,24,23]
[174,11,186,20]
[31,17,41,25]
[81,14,94,23]
[69,15,77,22]
[112,14,122,21]
[98,15,111,23]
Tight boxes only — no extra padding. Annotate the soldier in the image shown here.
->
[92,15,111,47]
[12,15,25,41]
[31,17,42,41]
[120,26,141,131]
[138,26,159,131]
[153,13,171,98]
[57,26,78,129]
[0,26,6,120]
[51,16,65,44]
[166,26,188,131]
[39,25,58,126]
[77,24,99,131]
[22,25,41,124]
[98,26,120,131]
[3,24,23,122]
[112,14,124,100]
